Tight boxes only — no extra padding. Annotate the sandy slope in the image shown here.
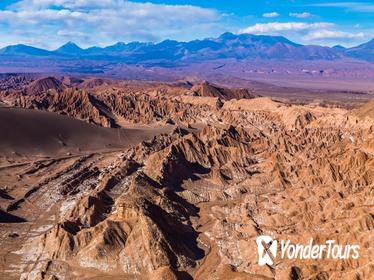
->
[0,107,169,157]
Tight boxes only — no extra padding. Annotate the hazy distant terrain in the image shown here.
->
[1,33,373,63]
[1,33,374,92]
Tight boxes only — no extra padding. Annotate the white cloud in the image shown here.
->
[12,0,127,9]
[305,30,365,40]
[289,12,312,18]
[240,22,334,34]
[238,21,368,46]
[0,1,370,49]
[57,30,87,38]
[311,2,374,12]
[262,12,279,18]
[0,0,221,48]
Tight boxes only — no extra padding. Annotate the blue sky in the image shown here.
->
[0,0,373,49]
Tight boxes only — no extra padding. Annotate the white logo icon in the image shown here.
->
[256,235,277,266]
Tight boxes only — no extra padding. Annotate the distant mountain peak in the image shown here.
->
[219,32,237,40]
[345,38,374,61]
[56,41,83,54]
[362,38,374,46]
[104,41,146,52]
[61,41,80,48]
[0,44,51,56]
[113,42,126,46]
[333,45,346,49]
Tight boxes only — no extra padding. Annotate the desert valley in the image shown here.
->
[0,73,373,279]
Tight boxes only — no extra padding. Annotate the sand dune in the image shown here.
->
[0,107,163,157]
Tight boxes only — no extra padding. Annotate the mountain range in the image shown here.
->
[0,32,373,64]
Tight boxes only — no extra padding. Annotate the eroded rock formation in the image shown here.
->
[0,77,373,280]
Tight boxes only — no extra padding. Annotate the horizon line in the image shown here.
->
[1,32,372,51]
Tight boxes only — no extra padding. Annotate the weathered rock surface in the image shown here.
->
[0,77,373,280]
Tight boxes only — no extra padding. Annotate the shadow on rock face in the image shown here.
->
[145,201,205,265]
[0,209,27,223]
